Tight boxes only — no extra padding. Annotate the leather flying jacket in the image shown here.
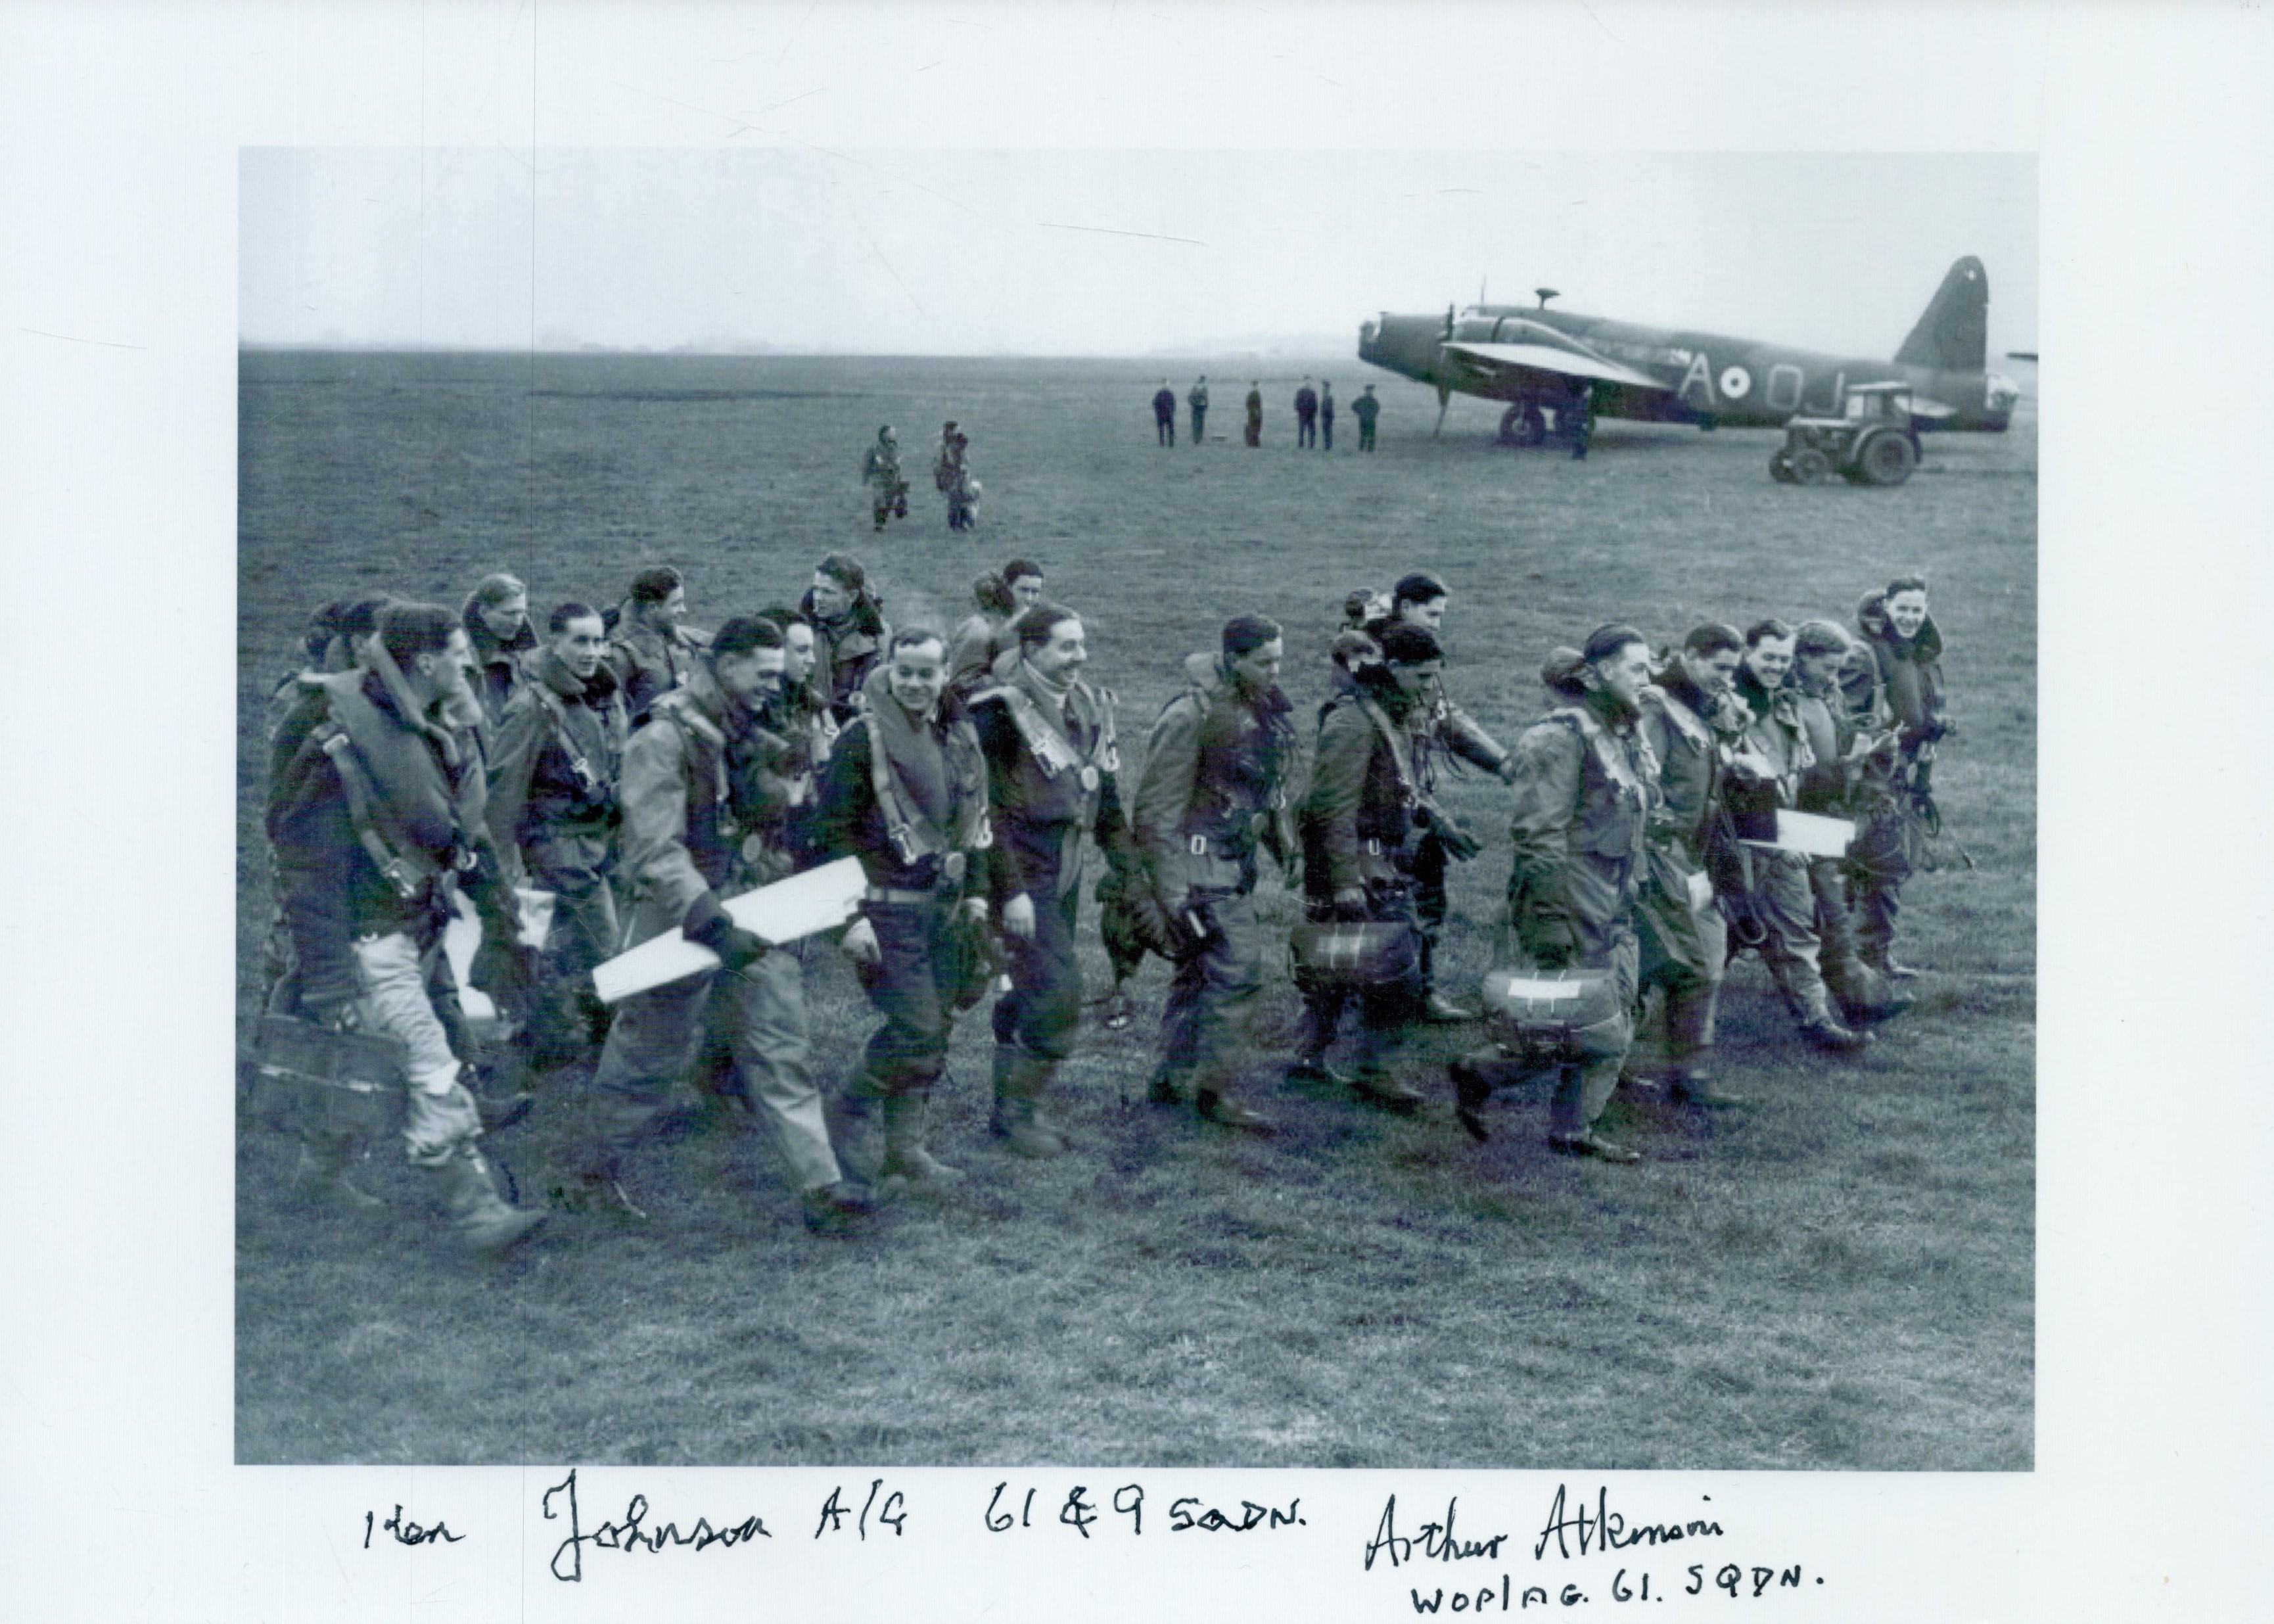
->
[970,659,1133,902]
[1300,670,1426,896]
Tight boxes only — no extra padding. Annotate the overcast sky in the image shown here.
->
[241,149,2035,360]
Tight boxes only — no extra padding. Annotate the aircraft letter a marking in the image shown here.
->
[1679,352,1716,407]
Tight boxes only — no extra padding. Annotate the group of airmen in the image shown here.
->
[863,421,980,535]
[1152,376,1383,450]
[258,548,1952,1253]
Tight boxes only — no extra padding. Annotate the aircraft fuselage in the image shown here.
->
[1359,305,2017,433]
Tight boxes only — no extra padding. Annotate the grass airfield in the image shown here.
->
[235,350,2035,1469]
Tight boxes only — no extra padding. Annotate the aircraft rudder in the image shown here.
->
[1893,255,1989,373]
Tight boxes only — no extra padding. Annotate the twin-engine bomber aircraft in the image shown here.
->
[1358,256,2018,443]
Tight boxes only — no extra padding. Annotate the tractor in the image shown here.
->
[1769,381,1924,487]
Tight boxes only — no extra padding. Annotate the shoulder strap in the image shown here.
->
[1351,693,1423,808]
[528,682,604,788]
[316,725,430,900]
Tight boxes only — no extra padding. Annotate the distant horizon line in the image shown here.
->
[237,341,1364,361]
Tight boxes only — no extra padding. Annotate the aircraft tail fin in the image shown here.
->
[1894,256,1988,372]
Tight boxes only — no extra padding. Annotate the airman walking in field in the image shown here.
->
[1633,623,1754,1105]
[1450,626,1661,1163]
[555,616,883,1234]
[266,601,548,1248]
[1839,576,1948,980]
[461,572,536,738]
[1366,572,1515,1023]
[1791,618,1911,1029]
[862,425,910,533]
[799,553,890,724]
[608,566,709,727]
[1288,622,1439,1111]
[1727,620,1870,1054]
[816,624,998,1190]
[1153,381,1177,447]
[969,603,1138,1155]
[485,600,630,1066]
[948,558,1045,697]
[1188,376,1209,442]
[1132,615,1302,1131]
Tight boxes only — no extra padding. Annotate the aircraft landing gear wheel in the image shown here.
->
[1788,448,1830,485]
[1498,404,1546,447]
[1857,430,1919,486]
[1770,453,1797,484]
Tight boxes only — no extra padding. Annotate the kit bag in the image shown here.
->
[250,1013,407,1138]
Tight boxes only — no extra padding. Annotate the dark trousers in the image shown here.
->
[993,886,1084,1063]
[1244,417,1261,447]
[525,835,620,1053]
[1412,831,1450,991]
[1358,421,1376,451]
[1847,802,1912,962]
[1156,415,1174,446]
[1157,886,1264,1094]
[1297,413,1317,448]
[1190,407,1205,441]
[1322,413,1334,450]
[852,900,964,1096]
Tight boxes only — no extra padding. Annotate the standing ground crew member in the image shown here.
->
[1320,380,1336,451]
[1188,376,1209,443]
[1132,615,1302,1131]
[1289,623,1439,1110]
[1243,383,1263,447]
[485,601,629,1065]
[1450,626,1661,1163]
[554,616,881,1234]
[1295,377,1320,448]
[266,601,547,1249]
[1353,384,1381,451]
[970,603,1138,1156]
[817,626,996,1190]
[1152,382,1177,446]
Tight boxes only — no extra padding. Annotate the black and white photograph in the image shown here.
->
[5,3,2271,1621]
[233,147,2038,1472]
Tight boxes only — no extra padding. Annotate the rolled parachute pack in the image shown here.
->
[1289,917,1420,990]
[590,857,868,1004]
[1480,966,1627,1067]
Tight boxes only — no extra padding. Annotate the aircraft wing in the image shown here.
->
[1442,340,1668,394]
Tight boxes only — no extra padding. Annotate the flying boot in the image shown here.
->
[291,1132,384,1211]
[427,1146,547,1253]
[879,1092,965,1185]
[990,1046,1069,1159]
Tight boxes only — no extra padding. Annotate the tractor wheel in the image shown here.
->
[1498,404,1547,447]
[1857,429,1918,487]
[1788,448,1830,485]
[1769,452,1797,484]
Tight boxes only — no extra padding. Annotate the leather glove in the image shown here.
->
[684,892,771,972]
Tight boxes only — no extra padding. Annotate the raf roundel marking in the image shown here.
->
[1718,364,1752,400]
